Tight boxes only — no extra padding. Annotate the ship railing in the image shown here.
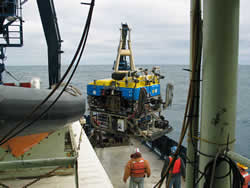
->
[226,150,250,169]
[0,0,23,47]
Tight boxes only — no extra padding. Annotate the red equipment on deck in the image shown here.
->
[4,82,31,88]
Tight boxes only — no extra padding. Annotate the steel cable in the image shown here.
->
[0,0,95,146]
[154,1,203,187]
[202,154,244,188]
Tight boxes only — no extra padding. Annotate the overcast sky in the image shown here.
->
[4,0,250,65]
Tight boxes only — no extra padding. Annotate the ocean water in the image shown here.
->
[2,64,250,159]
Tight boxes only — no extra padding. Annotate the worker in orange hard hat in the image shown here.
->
[237,163,250,188]
[123,148,151,188]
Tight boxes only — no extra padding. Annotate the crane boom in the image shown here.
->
[36,0,62,88]
[0,0,63,88]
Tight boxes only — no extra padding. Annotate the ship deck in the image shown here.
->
[0,123,113,188]
[0,124,185,188]
[95,138,186,188]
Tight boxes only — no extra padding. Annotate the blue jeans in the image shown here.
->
[129,177,144,188]
[167,174,181,188]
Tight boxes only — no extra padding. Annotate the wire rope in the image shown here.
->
[154,1,203,187]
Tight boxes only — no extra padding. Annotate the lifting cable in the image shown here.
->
[155,0,243,186]
[154,68,194,188]
[0,0,95,146]
[153,0,203,187]
[186,1,243,187]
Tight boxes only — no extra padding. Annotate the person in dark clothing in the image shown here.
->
[161,146,185,188]
[0,63,5,84]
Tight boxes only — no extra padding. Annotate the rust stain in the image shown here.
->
[211,108,227,126]
[0,132,49,157]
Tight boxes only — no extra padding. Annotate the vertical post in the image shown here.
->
[199,0,239,188]
[37,0,62,88]
[74,160,79,188]
[186,0,202,187]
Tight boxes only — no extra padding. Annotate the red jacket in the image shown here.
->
[241,170,250,188]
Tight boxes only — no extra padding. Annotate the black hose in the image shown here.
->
[202,155,244,188]
[0,0,95,146]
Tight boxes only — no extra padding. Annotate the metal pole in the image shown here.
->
[186,0,202,187]
[199,0,239,187]
[0,157,76,169]
[74,160,79,188]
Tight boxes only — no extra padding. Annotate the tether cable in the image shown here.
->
[0,0,95,146]
[154,75,193,188]
[154,1,203,187]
